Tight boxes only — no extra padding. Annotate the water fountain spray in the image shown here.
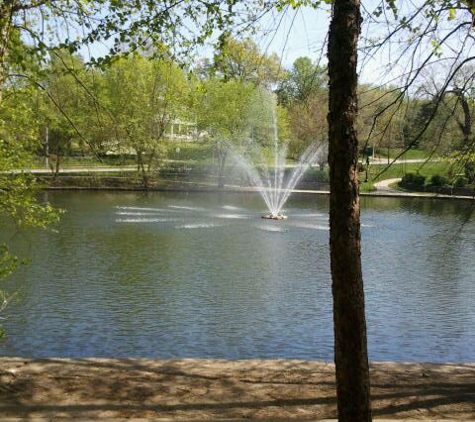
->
[230,92,327,220]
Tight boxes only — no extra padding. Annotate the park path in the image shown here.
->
[373,178,402,194]
[370,157,440,165]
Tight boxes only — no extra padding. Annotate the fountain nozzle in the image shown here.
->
[261,213,288,220]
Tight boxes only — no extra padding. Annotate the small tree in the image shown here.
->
[104,55,191,187]
[210,37,285,88]
[197,78,255,188]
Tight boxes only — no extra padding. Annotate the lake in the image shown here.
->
[1,191,474,362]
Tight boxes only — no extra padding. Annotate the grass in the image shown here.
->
[24,150,456,193]
[165,142,213,161]
[364,161,451,182]
[359,181,376,192]
[26,156,136,168]
[373,148,439,160]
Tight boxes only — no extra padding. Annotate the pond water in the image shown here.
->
[1,191,474,362]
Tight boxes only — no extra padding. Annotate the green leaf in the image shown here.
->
[448,8,456,21]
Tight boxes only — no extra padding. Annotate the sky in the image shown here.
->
[254,5,331,70]
[229,1,399,85]
[79,4,333,75]
[75,1,473,92]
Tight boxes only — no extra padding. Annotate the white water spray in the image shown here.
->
[231,94,327,219]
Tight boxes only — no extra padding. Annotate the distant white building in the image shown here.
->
[164,118,199,142]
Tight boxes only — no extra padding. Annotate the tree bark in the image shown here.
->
[137,149,149,188]
[327,1,372,422]
[217,149,227,189]
[446,89,472,145]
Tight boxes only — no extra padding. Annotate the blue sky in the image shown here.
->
[76,0,472,91]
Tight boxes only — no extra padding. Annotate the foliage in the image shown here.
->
[277,57,328,159]
[278,57,326,105]
[358,84,406,151]
[449,150,475,182]
[399,172,426,188]
[305,168,330,183]
[403,86,474,155]
[211,37,285,87]
[287,93,328,157]
[197,78,256,142]
[165,142,213,162]
[0,138,60,235]
[37,53,88,176]
[0,80,57,236]
[0,137,61,334]
[453,175,468,187]
[0,58,62,333]
[428,174,449,187]
[196,78,256,187]
[361,0,475,161]
[102,55,192,186]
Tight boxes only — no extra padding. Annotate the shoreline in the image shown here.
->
[1,357,474,420]
[41,184,475,202]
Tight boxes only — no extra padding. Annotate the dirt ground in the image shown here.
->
[0,358,474,420]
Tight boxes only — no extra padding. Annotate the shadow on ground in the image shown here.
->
[0,358,474,419]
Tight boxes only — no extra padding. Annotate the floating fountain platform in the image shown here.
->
[261,214,288,220]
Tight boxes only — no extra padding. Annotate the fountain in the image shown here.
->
[230,92,327,220]
[261,213,288,220]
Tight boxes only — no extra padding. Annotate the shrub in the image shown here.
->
[282,167,329,183]
[399,172,425,188]
[453,175,468,187]
[165,143,213,161]
[465,161,475,182]
[309,168,330,183]
[428,174,449,187]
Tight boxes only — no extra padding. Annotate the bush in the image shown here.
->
[297,167,330,183]
[399,172,425,188]
[465,161,475,183]
[308,168,330,183]
[428,174,449,187]
[453,175,468,187]
[165,143,213,161]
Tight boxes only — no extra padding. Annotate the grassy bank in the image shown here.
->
[367,161,451,181]
[373,148,439,160]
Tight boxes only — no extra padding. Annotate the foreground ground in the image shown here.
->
[0,358,474,420]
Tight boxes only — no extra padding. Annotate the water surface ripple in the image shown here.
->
[0,192,474,362]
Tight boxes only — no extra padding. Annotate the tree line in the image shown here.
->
[2,37,473,182]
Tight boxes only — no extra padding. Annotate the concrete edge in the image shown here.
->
[39,184,475,201]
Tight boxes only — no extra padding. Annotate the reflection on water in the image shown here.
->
[0,191,474,362]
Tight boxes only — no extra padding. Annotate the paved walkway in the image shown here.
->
[369,157,441,165]
[371,178,475,200]
[373,178,402,193]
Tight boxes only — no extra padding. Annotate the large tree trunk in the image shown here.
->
[327,1,372,422]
